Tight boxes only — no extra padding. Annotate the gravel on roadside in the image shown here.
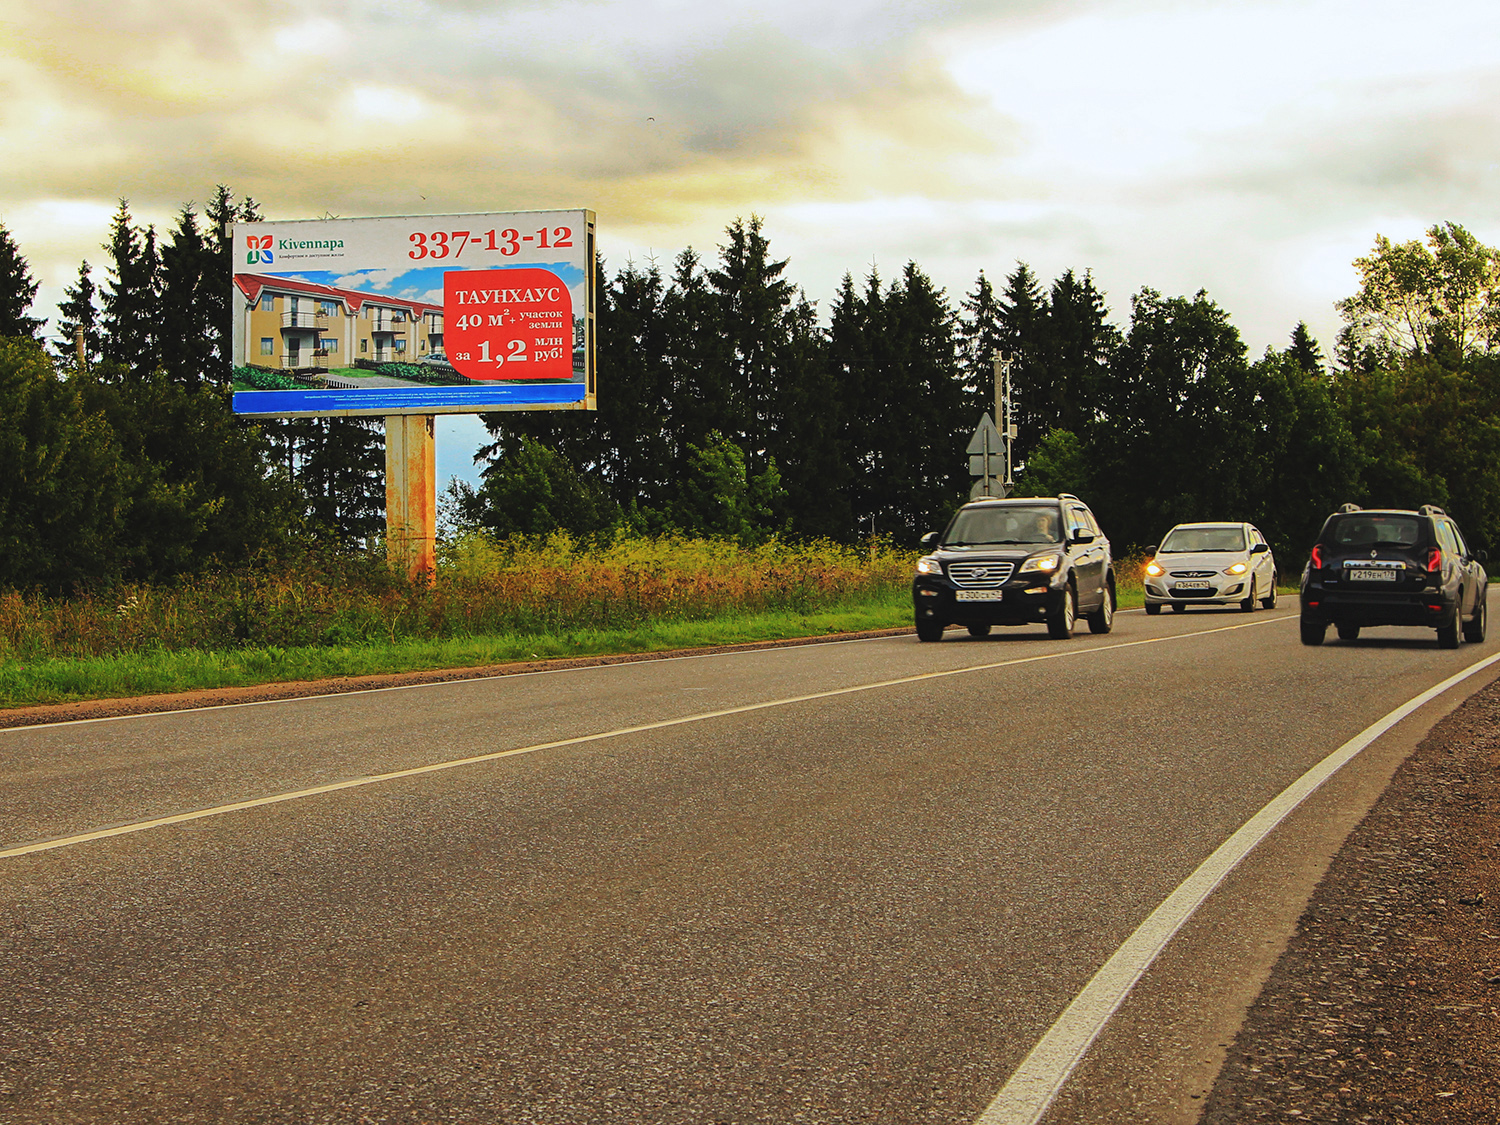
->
[1200,676,1500,1123]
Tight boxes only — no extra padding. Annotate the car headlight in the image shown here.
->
[915,556,943,576]
[1019,553,1061,574]
[1144,560,1163,577]
[1224,561,1249,575]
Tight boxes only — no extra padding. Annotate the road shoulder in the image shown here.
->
[1200,676,1500,1121]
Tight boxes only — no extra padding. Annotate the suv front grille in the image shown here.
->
[948,561,1016,588]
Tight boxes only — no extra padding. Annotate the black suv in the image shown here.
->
[912,494,1116,641]
[1299,504,1488,648]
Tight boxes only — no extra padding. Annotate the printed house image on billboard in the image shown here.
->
[230,210,595,418]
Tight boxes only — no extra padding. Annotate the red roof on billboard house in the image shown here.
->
[234,273,441,317]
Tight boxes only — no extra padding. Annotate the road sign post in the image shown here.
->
[968,355,1018,498]
[968,412,1007,499]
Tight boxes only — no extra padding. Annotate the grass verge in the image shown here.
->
[0,591,913,709]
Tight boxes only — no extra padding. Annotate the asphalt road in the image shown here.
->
[2,605,1497,1124]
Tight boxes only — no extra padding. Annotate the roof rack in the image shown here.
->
[1418,504,1447,517]
[1338,503,1361,513]
[1057,493,1080,502]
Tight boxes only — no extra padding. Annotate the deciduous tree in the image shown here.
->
[1337,222,1500,362]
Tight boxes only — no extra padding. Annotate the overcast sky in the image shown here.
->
[4,0,1498,481]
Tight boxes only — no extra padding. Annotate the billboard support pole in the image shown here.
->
[385,415,436,581]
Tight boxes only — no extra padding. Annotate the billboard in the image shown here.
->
[230,210,595,417]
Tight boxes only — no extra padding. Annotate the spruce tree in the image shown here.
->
[766,292,851,539]
[54,260,101,368]
[1287,321,1325,377]
[99,200,161,377]
[159,205,213,389]
[1038,269,1118,447]
[204,185,263,386]
[828,270,882,534]
[296,418,386,543]
[595,259,673,512]
[995,262,1049,463]
[706,215,796,473]
[0,221,43,340]
[956,271,1007,425]
[661,247,730,474]
[863,263,967,538]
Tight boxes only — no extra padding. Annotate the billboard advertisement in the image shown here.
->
[230,210,595,418]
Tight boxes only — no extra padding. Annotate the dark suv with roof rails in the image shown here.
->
[1299,504,1488,648]
[912,493,1116,641]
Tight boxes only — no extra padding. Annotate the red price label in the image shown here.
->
[443,268,574,382]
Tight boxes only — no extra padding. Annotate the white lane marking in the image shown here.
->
[1,616,1289,859]
[974,647,1500,1125]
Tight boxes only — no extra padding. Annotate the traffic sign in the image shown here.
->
[966,413,1003,455]
[966,412,1010,497]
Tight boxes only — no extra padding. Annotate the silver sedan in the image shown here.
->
[1143,522,1277,614]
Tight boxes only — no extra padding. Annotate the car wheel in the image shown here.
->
[1437,609,1461,649]
[1300,617,1326,646]
[1463,587,1487,643]
[1087,578,1116,634]
[1046,582,1077,639]
[916,619,945,642]
[1336,621,1360,641]
[966,624,992,638]
[1261,574,1278,609]
[1171,602,1187,614]
[1241,577,1257,612]
[1145,602,1162,616]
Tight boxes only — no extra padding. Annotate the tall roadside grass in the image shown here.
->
[1113,549,1148,607]
[0,534,916,705]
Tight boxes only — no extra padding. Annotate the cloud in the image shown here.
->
[1,0,1020,231]
[5,0,1500,364]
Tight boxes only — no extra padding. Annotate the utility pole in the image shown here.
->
[993,352,1015,492]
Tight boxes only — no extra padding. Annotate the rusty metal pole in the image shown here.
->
[385,414,436,581]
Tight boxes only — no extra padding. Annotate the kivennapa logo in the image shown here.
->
[246,234,274,265]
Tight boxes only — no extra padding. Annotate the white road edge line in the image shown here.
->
[974,647,1500,1125]
[1,616,1287,859]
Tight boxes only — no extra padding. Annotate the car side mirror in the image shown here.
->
[919,531,939,549]
[1251,543,1269,555]
[1071,530,1095,544]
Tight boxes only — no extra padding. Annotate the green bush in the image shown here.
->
[234,365,301,390]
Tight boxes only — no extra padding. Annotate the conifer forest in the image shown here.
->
[2,187,1499,595]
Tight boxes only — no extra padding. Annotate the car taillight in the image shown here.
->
[1427,548,1443,572]
[1310,545,1323,569]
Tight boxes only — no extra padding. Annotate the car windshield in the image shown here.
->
[944,505,1060,546]
[1160,526,1246,553]
[1328,515,1421,547]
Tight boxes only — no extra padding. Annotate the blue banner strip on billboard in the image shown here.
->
[233,384,588,416]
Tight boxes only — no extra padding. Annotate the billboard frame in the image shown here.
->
[229,209,596,419]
